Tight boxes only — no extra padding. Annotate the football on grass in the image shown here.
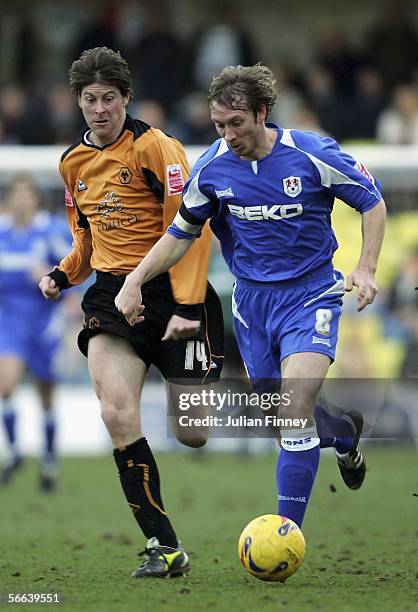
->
[238,514,306,582]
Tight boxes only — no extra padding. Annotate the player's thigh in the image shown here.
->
[0,355,26,396]
[87,332,147,411]
[280,352,331,417]
[278,272,344,364]
[232,283,280,380]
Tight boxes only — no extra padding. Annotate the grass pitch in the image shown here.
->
[0,446,417,611]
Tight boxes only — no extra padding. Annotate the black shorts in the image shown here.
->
[78,272,224,382]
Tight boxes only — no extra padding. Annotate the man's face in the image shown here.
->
[210,101,266,160]
[7,180,39,220]
[78,83,130,146]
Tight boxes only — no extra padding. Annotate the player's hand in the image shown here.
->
[162,315,201,342]
[345,266,378,312]
[115,279,145,326]
[39,275,61,300]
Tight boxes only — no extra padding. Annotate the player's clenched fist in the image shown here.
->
[39,276,61,300]
[115,280,145,326]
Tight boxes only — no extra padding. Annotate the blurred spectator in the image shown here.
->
[364,0,418,89]
[0,83,50,145]
[0,12,36,84]
[349,67,387,140]
[270,64,305,128]
[387,248,418,331]
[303,65,343,139]
[292,106,330,136]
[127,1,186,112]
[129,99,198,144]
[72,2,120,61]
[376,85,418,145]
[0,84,28,143]
[45,83,81,144]
[173,92,217,145]
[190,0,256,91]
[314,26,364,97]
[130,99,168,131]
[400,317,418,379]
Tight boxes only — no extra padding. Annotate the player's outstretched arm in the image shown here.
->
[345,198,386,312]
[115,233,195,326]
[39,276,61,301]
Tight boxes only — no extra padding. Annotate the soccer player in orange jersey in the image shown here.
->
[39,47,224,578]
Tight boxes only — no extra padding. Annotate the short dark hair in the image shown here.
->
[208,64,278,118]
[69,47,132,97]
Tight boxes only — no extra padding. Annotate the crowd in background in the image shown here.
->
[1,0,418,146]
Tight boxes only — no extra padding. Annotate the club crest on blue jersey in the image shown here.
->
[283,176,302,197]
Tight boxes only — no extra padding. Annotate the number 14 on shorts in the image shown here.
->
[184,341,208,370]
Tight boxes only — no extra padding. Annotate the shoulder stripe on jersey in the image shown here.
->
[280,129,378,198]
[280,129,296,148]
[183,139,229,210]
[61,137,83,162]
[125,115,151,140]
[142,167,164,203]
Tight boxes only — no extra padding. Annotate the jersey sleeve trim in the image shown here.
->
[171,210,203,236]
[48,268,72,289]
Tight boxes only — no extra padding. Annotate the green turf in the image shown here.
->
[0,446,417,611]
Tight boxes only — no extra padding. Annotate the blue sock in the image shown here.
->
[314,404,354,453]
[277,428,320,528]
[2,399,18,454]
[43,411,57,463]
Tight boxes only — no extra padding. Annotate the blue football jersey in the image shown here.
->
[0,211,71,315]
[168,125,382,281]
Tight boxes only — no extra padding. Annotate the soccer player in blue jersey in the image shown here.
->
[115,64,386,528]
[0,175,71,491]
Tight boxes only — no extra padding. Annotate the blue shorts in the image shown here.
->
[232,263,344,380]
[0,309,61,382]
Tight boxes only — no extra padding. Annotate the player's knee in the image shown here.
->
[175,430,208,448]
[100,401,127,433]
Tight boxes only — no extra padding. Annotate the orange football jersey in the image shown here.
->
[57,115,212,304]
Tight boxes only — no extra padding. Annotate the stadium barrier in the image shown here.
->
[0,145,418,190]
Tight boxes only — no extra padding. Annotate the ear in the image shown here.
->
[123,89,132,107]
[257,104,267,123]
[77,94,82,109]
